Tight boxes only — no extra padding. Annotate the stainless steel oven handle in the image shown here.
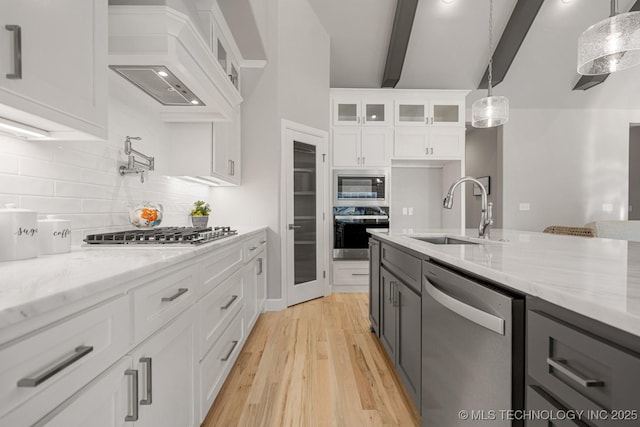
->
[424,278,505,335]
[546,357,604,388]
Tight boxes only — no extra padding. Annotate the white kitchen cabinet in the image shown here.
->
[0,0,107,140]
[333,260,369,291]
[131,305,198,427]
[30,357,133,427]
[0,296,129,425]
[332,127,392,167]
[164,108,241,185]
[395,98,464,127]
[394,127,464,159]
[333,98,391,126]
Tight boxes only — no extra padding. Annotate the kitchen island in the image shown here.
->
[369,228,640,427]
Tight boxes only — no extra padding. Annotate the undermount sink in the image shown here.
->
[410,236,479,245]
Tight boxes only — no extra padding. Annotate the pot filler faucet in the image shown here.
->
[443,176,493,238]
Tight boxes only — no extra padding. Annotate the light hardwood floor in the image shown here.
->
[203,293,420,427]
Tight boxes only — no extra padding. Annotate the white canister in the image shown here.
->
[38,215,72,255]
[0,203,38,261]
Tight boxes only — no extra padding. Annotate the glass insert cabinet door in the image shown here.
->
[395,100,463,126]
[293,141,317,285]
[333,99,390,126]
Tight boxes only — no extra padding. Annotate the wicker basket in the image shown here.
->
[542,225,596,237]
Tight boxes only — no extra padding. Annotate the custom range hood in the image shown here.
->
[109,4,242,121]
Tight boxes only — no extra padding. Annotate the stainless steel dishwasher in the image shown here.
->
[421,260,524,427]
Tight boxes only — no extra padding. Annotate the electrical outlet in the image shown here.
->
[408,207,414,215]
[402,207,407,215]
[602,203,613,213]
[519,203,530,211]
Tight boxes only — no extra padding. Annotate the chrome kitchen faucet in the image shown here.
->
[443,176,493,238]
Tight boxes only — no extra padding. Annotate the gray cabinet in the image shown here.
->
[369,238,381,335]
[378,241,422,411]
[527,298,640,427]
[396,281,421,410]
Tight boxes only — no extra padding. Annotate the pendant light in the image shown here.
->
[577,0,640,75]
[472,0,509,128]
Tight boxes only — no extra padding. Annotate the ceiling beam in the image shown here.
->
[478,0,545,90]
[381,0,419,88]
[572,0,640,91]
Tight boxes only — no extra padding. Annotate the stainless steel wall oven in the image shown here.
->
[333,206,389,260]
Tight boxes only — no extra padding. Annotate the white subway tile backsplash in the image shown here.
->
[0,95,214,244]
[82,169,119,187]
[0,154,18,174]
[20,196,82,215]
[0,174,54,196]
[19,157,83,181]
[55,181,106,199]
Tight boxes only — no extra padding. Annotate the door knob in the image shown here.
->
[288,224,302,230]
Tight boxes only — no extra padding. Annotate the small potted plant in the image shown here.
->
[190,200,211,228]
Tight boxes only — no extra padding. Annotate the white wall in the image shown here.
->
[0,74,210,245]
[465,127,501,228]
[209,0,330,302]
[502,108,640,231]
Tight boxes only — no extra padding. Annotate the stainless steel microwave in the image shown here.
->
[333,170,387,206]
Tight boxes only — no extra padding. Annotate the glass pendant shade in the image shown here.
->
[578,11,640,75]
[471,95,509,128]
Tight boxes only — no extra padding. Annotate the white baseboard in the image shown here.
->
[331,285,368,293]
[265,298,287,311]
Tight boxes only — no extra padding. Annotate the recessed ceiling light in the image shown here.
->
[157,70,169,77]
[442,0,454,3]
[191,100,199,105]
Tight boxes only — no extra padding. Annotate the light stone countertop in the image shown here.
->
[369,228,640,338]
[0,226,267,333]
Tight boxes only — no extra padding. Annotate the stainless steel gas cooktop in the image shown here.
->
[83,226,237,246]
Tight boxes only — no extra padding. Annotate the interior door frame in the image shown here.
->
[280,119,330,306]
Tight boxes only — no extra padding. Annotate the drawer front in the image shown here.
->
[243,231,267,262]
[526,386,582,427]
[528,310,640,425]
[132,263,198,343]
[201,242,244,295]
[0,297,129,422]
[333,262,369,285]
[199,268,244,359]
[199,312,244,420]
[381,243,421,293]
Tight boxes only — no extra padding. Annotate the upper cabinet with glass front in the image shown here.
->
[395,98,465,127]
[333,98,391,127]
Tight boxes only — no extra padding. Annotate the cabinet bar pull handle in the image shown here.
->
[351,273,368,276]
[125,369,139,422]
[431,117,434,125]
[17,346,93,387]
[357,116,360,124]
[139,357,153,405]
[221,340,239,361]
[388,281,394,303]
[546,357,604,388]
[5,25,21,79]
[249,246,258,251]
[362,156,365,165]
[430,147,434,155]
[259,240,266,244]
[257,258,263,275]
[220,295,238,310]
[161,288,188,302]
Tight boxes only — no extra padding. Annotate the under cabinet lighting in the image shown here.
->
[157,70,169,77]
[190,100,199,105]
[0,117,50,139]
[175,176,228,186]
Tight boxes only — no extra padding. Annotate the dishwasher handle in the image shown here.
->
[424,277,505,336]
